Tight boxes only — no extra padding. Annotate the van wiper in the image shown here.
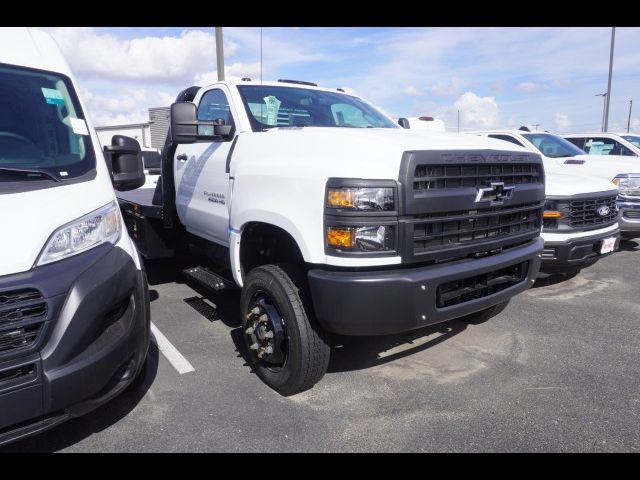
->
[0,167,61,182]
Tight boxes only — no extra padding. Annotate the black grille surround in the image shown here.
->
[398,149,545,264]
[0,288,47,357]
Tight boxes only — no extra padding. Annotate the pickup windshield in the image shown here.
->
[237,85,398,131]
[622,135,640,149]
[522,133,585,158]
[0,63,95,186]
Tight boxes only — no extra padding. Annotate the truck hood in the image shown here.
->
[0,181,116,277]
[238,127,532,180]
[545,170,619,197]
[543,153,640,181]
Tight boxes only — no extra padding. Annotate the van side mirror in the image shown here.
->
[398,117,410,129]
[104,135,145,191]
[170,102,232,144]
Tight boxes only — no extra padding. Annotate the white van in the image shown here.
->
[0,28,149,445]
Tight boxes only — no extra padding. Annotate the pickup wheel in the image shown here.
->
[240,264,330,396]
[459,300,510,325]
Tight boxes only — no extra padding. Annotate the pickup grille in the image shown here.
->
[568,195,617,229]
[0,289,47,355]
[414,163,542,190]
[412,202,543,257]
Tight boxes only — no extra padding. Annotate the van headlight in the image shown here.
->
[612,175,640,198]
[37,201,122,266]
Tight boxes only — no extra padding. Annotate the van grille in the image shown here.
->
[0,289,47,355]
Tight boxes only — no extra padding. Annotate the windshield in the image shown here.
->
[522,133,585,158]
[0,63,95,185]
[236,85,398,131]
[622,135,640,149]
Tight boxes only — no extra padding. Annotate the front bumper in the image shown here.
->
[308,237,542,336]
[540,229,620,272]
[0,244,150,446]
[618,200,640,236]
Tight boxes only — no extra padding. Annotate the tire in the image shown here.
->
[459,300,510,325]
[240,264,330,396]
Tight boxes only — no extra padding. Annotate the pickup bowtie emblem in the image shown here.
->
[475,181,515,205]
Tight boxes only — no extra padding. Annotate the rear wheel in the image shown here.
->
[240,264,330,396]
[459,300,510,325]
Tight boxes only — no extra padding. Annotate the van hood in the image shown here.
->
[0,181,116,277]
[545,170,619,197]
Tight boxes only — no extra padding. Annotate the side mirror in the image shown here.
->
[398,117,410,129]
[104,135,145,191]
[170,102,233,144]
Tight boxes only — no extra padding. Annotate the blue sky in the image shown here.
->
[47,27,640,133]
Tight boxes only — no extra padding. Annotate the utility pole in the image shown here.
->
[215,27,225,81]
[457,109,460,134]
[604,27,615,132]
[533,123,541,131]
[628,99,633,133]
[596,93,607,132]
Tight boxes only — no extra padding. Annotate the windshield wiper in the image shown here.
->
[0,167,61,182]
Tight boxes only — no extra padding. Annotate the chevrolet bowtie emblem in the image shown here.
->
[475,181,515,205]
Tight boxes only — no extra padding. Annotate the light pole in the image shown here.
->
[596,93,607,132]
[628,100,633,133]
[533,123,541,131]
[215,27,225,81]
[603,27,616,132]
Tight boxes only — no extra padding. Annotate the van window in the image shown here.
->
[0,63,95,183]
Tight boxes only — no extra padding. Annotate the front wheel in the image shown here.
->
[240,265,330,396]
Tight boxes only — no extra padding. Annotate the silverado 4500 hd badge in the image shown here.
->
[204,191,226,205]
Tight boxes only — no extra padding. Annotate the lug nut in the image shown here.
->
[245,327,255,335]
[258,314,268,323]
[249,343,259,351]
[264,346,273,355]
[263,331,274,339]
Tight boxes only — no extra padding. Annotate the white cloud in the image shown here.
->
[453,92,499,128]
[517,81,548,94]
[554,112,572,131]
[403,86,422,97]
[49,27,238,85]
[429,77,463,97]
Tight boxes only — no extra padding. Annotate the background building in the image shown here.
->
[96,106,169,151]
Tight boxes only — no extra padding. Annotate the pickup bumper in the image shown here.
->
[0,244,150,447]
[618,200,640,237]
[308,237,542,336]
[540,228,620,273]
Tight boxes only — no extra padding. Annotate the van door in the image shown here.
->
[174,87,236,245]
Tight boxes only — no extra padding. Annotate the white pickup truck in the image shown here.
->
[111,80,546,395]
[470,130,626,274]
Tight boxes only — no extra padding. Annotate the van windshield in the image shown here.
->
[522,133,585,158]
[236,85,398,131]
[0,63,95,186]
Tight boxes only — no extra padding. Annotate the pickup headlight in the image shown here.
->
[326,225,395,252]
[326,186,395,212]
[37,201,122,266]
[612,175,640,198]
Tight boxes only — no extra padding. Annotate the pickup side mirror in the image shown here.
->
[170,102,233,144]
[398,117,410,129]
[104,135,145,191]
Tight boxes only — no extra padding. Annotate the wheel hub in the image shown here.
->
[245,295,286,366]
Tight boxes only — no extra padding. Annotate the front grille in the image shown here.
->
[437,261,529,308]
[414,163,542,190]
[412,202,543,255]
[568,195,617,228]
[623,210,640,220]
[0,288,47,355]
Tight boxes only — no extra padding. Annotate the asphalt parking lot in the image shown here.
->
[3,239,640,452]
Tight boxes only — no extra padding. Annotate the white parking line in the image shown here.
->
[150,322,195,375]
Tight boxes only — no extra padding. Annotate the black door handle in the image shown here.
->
[177,154,188,161]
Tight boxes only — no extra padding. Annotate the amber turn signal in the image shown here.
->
[327,189,354,208]
[326,227,354,248]
[543,211,563,218]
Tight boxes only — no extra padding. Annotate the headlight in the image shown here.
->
[326,225,395,252]
[37,201,122,266]
[326,186,395,212]
[612,175,640,197]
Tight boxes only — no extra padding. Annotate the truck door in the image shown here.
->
[174,87,236,246]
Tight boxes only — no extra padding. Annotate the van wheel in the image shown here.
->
[240,264,330,396]
[459,300,510,325]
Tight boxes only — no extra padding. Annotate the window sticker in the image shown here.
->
[69,117,89,135]
[41,87,65,106]
[263,95,281,125]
